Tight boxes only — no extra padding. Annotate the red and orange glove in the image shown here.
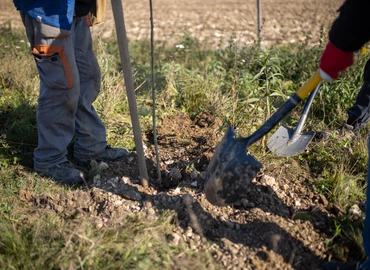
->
[319,41,354,81]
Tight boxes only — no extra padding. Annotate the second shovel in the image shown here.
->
[267,82,322,157]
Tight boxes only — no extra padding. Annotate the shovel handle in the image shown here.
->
[290,82,321,142]
[111,0,149,184]
[296,70,322,99]
[245,70,322,147]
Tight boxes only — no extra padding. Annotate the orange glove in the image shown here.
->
[319,42,354,81]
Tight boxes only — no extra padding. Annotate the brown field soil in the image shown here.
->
[1,1,354,269]
[1,0,341,47]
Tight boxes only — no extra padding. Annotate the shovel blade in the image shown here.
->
[267,125,315,157]
[204,126,262,206]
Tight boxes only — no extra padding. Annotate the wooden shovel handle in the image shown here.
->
[111,0,149,185]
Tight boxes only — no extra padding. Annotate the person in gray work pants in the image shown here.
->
[19,11,128,185]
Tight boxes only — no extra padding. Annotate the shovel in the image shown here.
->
[266,82,322,157]
[111,0,149,185]
[204,70,322,206]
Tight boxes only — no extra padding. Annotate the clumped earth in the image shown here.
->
[20,112,337,269]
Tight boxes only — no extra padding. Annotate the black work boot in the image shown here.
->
[313,122,357,142]
[36,161,85,185]
[73,145,129,166]
[335,122,358,138]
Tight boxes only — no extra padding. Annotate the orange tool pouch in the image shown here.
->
[32,45,73,90]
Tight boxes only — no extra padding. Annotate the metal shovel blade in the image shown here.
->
[204,126,262,206]
[267,82,321,157]
[267,125,315,156]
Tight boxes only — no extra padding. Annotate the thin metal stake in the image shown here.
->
[257,0,262,45]
[149,0,161,182]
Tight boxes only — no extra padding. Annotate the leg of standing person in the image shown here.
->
[343,58,370,134]
[71,16,106,158]
[71,15,129,165]
[20,12,85,185]
[360,135,370,269]
[324,136,370,269]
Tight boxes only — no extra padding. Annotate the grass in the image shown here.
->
[0,207,214,269]
[1,24,370,267]
[0,165,217,269]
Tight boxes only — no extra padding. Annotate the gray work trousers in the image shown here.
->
[21,13,107,171]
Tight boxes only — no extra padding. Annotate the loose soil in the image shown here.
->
[2,1,351,269]
[19,112,337,270]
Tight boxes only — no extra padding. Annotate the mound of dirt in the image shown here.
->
[19,111,338,269]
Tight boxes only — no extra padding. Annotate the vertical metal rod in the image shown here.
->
[111,0,149,186]
[257,0,262,43]
[149,0,162,182]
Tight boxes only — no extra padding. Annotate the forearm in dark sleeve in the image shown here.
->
[329,0,370,52]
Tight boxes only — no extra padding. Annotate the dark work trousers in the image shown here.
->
[20,13,107,172]
[362,136,370,269]
[347,58,370,130]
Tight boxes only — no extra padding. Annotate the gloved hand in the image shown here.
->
[319,41,354,81]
